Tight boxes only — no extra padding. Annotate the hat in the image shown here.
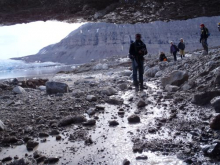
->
[200,24,205,27]
[136,34,141,38]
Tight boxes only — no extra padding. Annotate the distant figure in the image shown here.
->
[178,38,186,59]
[159,52,168,62]
[200,24,210,55]
[129,34,148,91]
[170,41,179,61]
[218,23,220,31]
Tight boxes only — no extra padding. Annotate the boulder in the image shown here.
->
[46,82,69,95]
[86,95,97,102]
[100,87,117,96]
[12,86,26,94]
[155,71,163,78]
[58,116,87,127]
[165,85,179,92]
[161,70,189,87]
[26,140,39,151]
[145,66,160,78]
[137,100,146,107]
[123,159,130,165]
[38,86,46,91]
[210,114,220,130]
[128,115,140,123]
[211,97,220,113]
[181,83,192,91]
[0,120,5,131]
[109,120,119,126]
[136,155,148,160]
[93,63,109,70]
[192,91,220,105]
[118,83,128,91]
[86,108,96,115]
[120,70,132,77]
[106,96,123,105]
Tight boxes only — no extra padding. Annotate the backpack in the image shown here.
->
[205,28,210,37]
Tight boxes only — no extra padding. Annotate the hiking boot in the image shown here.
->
[135,85,139,92]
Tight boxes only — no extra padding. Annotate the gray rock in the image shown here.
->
[38,86,46,91]
[161,70,189,87]
[155,71,163,78]
[165,85,179,92]
[106,96,123,105]
[86,108,96,115]
[39,132,49,138]
[44,157,59,164]
[58,116,87,126]
[101,87,117,96]
[211,97,220,113]
[181,83,192,91]
[118,83,128,91]
[0,120,5,131]
[26,140,39,151]
[50,130,60,135]
[136,155,148,160]
[12,86,26,94]
[46,82,69,95]
[128,115,140,123]
[86,95,97,102]
[192,91,220,105]
[137,99,146,107]
[145,66,160,78]
[120,70,132,77]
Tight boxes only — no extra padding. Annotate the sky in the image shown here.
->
[0,21,84,59]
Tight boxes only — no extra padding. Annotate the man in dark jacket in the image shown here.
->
[159,52,167,62]
[170,41,179,61]
[129,34,147,91]
[200,24,209,54]
[178,38,185,59]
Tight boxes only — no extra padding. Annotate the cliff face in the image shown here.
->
[1,0,220,25]
[12,16,220,64]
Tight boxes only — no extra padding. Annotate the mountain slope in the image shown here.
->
[12,16,220,64]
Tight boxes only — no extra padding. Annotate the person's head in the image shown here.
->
[161,52,164,55]
[180,38,184,42]
[170,41,173,45]
[200,24,205,29]
[135,34,141,41]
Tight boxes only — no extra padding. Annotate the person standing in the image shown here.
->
[178,38,185,59]
[170,41,179,61]
[200,24,210,55]
[218,23,220,31]
[129,34,148,91]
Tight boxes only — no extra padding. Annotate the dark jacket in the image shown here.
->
[129,40,147,62]
[159,53,167,62]
[200,27,209,40]
[178,42,185,50]
[170,45,179,53]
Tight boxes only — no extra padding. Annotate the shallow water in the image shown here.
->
[0,80,186,165]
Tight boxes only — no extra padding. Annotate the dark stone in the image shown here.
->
[83,119,96,126]
[2,136,18,143]
[2,156,12,162]
[137,100,146,107]
[85,138,93,145]
[58,115,87,127]
[46,82,69,95]
[215,73,220,84]
[44,157,59,164]
[128,115,140,123]
[36,156,46,164]
[39,132,49,138]
[109,120,119,126]
[136,155,148,160]
[56,135,62,141]
[210,114,220,130]
[26,140,39,151]
[123,159,130,165]
[192,91,220,105]
[50,130,60,135]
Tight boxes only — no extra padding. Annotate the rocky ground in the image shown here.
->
[1,0,220,25]
[0,48,220,165]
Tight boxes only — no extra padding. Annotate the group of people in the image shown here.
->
[128,23,214,91]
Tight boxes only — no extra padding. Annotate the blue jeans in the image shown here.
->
[132,59,144,86]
